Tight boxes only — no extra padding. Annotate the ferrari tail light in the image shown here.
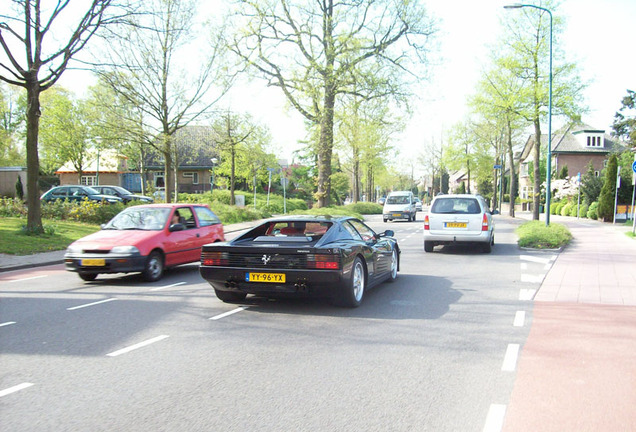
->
[307,254,339,270]
[424,215,430,230]
[201,251,229,266]
[482,214,489,231]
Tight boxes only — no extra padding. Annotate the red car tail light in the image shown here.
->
[482,213,489,231]
[424,215,430,230]
[201,251,229,266]
[307,254,340,270]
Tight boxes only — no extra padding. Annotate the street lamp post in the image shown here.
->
[505,3,553,226]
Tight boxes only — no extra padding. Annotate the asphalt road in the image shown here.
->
[0,214,553,431]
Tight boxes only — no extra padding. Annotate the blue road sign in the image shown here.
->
[632,160,636,174]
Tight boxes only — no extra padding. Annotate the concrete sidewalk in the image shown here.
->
[0,219,262,273]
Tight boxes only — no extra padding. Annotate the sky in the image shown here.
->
[57,0,636,173]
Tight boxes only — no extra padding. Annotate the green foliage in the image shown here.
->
[288,206,363,220]
[557,164,569,179]
[612,89,636,147]
[41,200,127,224]
[587,201,599,220]
[580,160,602,205]
[568,203,579,217]
[517,221,572,249]
[0,198,27,217]
[579,203,588,218]
[597,154,618,221]
[555,200,567,216]
[550,200,560,215]
[560,202,574,216]
[342,202,383,214]
[15,176,24,200]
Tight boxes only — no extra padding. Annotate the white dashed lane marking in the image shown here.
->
[0,321,17,327]
[502,344,520,372]
[106,335,170,357]
[67,298,118,311]
[149,282,187,291]
[209,307,249,321]
[0,383,34,398]
[483,404,506,432]
[8,275,47,283]
[513,311,526,327]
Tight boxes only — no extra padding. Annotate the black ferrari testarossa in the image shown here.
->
[199,215,400,307]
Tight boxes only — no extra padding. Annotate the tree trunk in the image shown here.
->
[316,87,335,208]
[162,134,174,203]
[532,120,542,220]
[25,82,43,233]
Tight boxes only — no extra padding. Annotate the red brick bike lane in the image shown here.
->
[503,302,636,431]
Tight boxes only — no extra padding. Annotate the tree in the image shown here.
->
[230,0,437,207]
[580,160,602,205]
[212,111,272,205]
[0,0,125,233]
[597,153,618,222]
[95,0,231,202]
[38,87,92,179]
[612,89,636,148]
[501,1,586,220]
[0,82,23,165]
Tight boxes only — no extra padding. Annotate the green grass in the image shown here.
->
[0,217,100,255]
[516,220,572,249]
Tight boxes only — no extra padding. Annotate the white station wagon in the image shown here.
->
[423,194,496,253]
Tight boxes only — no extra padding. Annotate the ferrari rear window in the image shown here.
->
[264,221,332,238]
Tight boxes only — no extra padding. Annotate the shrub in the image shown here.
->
[587,202,599,220]
[579,203,589,218]
[550,201,560,215]
[555,201,567,216]
[343,202,383,214]
[561,202,573,216]
[569,204,578,217]
[0,198,27,217]
[289,206,363,219]
[517,220,572,249]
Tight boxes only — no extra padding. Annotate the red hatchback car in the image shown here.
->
[64,204,225,282]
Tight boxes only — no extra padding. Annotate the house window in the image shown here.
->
[154,172,165,188]
[586,135,604,147]
[183,171,199,184]
[81,176,97,186]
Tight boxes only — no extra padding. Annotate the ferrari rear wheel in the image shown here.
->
[338,257,365,308]
[214,289,247,303]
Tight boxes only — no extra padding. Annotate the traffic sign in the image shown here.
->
[631,160,636,174]
[494,164,502,169]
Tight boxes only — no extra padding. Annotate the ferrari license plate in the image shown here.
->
[81,258,105,266]
[246,272,286,283]
[445,222,467,228]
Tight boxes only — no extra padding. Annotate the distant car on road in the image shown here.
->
[423,194,495,253]
[383,191,417,222]
[199,215,400,307]
[414,197,423,212]
[91,185,153,203]
[64,203,224,282]
[40,185,122,204]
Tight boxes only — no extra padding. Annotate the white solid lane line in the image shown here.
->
[513,311,526,327]
[519,289,536,301]
[149,282,187,291]
[209,307,249,321]
[67,298,118,311]
[0,321,17,327]
[483,404,506,432]
[0,383,34,398]
[106,335,170,357]
[502,343,520,372]
[9,275,47,283]
[520,255,554,264]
